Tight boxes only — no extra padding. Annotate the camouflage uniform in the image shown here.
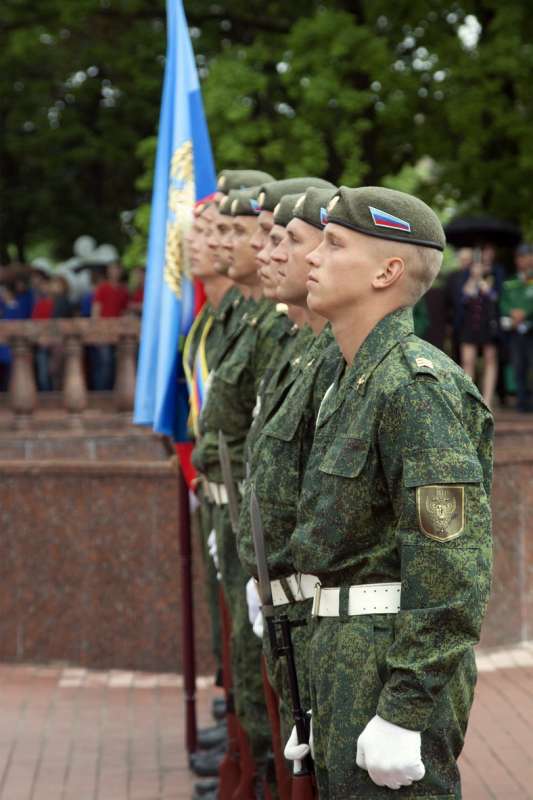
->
[238,325,342,740]
[290,307,493,799]
[192,296,292,769]
[185,288,244,669]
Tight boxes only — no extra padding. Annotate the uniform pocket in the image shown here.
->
[264,405,304,442]
[403,448,483,488]
[215,358,249,387]
[319,436,370,478]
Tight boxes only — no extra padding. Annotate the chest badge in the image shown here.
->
[416,485,464,541]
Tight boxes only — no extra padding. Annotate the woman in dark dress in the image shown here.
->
[459,260,500,409]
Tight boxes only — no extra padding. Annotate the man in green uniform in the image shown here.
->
[284,186,493,799]
[184,201,234,686]
[500,243,533,412]
[194,178,335,793]
[237,186,341,744]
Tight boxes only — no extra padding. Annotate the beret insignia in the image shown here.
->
[369,206,411,233]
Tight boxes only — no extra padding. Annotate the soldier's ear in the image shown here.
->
[372,256,405,291]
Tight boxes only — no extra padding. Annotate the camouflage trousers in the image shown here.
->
[262,598,314,746]
[213,504,273,770]
[197,488,222,669]
[308,615,473,799]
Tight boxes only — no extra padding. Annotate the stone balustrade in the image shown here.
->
[0,318,140,427]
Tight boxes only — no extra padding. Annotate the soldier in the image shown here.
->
[284,186,493,798]
[185,171,274,788]
[237,187,341,748]
[193,178,334,796]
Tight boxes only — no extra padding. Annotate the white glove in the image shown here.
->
[356,714,425,791]
[207,529,219,570]
[284,712,313,774]
[252,611,264,639]
[189,489,200,513]
[246,577,261,625]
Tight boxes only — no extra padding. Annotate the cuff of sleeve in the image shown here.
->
[376,687,434,732]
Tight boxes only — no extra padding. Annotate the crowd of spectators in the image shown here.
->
[1,243,533,413]
[0,260,145,392]
[444,243,533,412]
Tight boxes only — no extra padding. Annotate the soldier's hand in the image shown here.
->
[245,577,261,625]
[356,714,425,790]
[252,611,264,639]
[284,712,313,773]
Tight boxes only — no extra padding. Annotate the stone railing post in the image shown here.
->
[62,334,88,424]
[114,333,137,412]
[8,334,37,428]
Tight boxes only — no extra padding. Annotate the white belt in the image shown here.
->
[311,582,401,617]
[207,481,229,505]
[270,573,318,606]
[206,480,244,506]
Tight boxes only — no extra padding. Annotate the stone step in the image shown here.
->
[0,429,169,461]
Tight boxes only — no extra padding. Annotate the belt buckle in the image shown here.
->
[311,582,322,617]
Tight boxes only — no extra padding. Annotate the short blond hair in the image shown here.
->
[404,245,443,304]
[373,238,442,305]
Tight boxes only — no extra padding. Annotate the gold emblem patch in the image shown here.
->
[416,485,464,541]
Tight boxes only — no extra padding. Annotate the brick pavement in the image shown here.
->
[1,645,533,799]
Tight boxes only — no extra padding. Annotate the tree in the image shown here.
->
[3,1,533,263]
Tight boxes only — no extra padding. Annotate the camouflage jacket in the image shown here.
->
[191,298,291,482]
[209,285,245,368]
[238,325,342,578]
[245,323,314,461]
[290,306,493,731]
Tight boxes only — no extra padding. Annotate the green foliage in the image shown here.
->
[3,0,533,264]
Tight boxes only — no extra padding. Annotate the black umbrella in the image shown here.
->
[444,216,522,248]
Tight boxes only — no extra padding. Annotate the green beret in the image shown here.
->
[217,170,274,194]
[218,194,234,216]
[257,177,335,213]
[325,186,446,251]
[293,186,338,230]
[230,187,261,217]
[273,194,303,227]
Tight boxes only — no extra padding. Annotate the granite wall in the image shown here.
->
[0,461,215,674]
[0,445,530,674]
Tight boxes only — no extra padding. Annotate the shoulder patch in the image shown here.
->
[417,485,464,541]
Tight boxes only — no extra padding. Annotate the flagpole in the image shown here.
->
[178,464,197,754]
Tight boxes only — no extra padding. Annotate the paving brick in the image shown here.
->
[0,662,532,799]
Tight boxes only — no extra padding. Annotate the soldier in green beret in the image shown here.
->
[216,169,275,200]
[237,186,342,747]
[193,178,337,793]
[283,186,493,798]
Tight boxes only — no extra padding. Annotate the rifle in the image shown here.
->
[250,487,315,797]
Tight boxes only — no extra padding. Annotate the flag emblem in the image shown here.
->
[320,207,328,226]
[369,206,411,232]
[250,198,261,214]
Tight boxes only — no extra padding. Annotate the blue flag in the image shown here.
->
[134,0,216,439]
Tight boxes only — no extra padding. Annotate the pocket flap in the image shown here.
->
[403,448,483,488]
[216,358,248,387]
[319,436,370,478]
[265,406,304,442]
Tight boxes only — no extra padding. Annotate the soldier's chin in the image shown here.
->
[307,287,326,315]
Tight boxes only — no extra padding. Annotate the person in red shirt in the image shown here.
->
[92,262,129,318]
[91,262,128,389]
[128,266,145,316]
[31,275,54,390]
